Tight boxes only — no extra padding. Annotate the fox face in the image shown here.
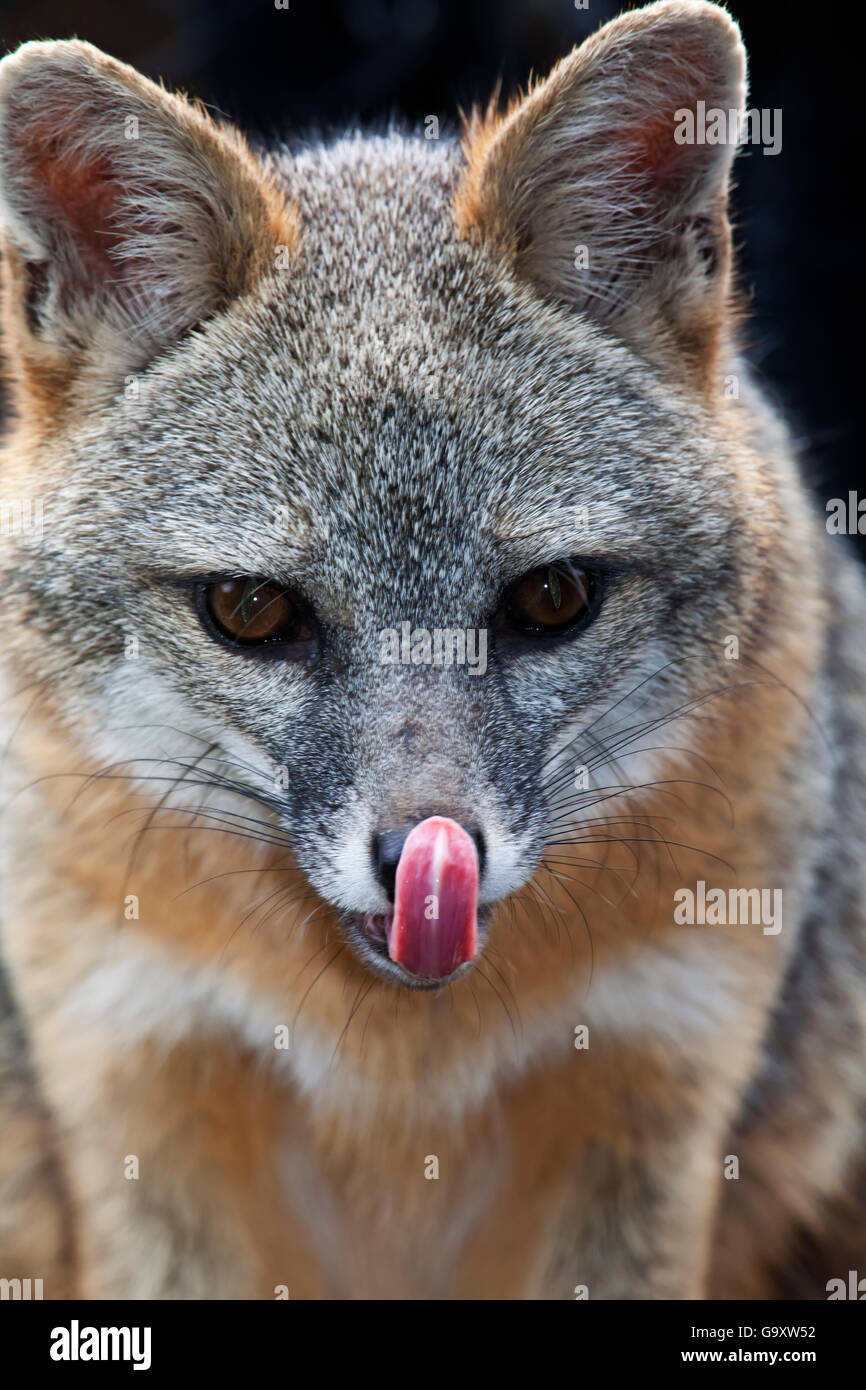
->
[0,5,783,1001]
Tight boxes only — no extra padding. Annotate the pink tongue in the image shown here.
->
[388,817,479,979]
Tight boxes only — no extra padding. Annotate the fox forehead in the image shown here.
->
[41,134,735,592]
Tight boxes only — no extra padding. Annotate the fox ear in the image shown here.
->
[0,40,296,409]
[456,0,747,381]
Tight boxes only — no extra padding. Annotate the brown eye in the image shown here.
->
[505,561,594,635]
[203,577,309,647]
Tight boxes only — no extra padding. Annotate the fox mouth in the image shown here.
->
[342,904,493,990]
[338,817,486,988]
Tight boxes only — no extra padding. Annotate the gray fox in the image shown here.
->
[0,0,864,1299]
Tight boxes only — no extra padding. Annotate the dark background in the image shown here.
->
[0,0,859,552]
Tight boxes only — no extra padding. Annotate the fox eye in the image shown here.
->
[504,561,596,636]
[201,578,311,648]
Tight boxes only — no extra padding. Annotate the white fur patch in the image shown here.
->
[59,924,739,1127]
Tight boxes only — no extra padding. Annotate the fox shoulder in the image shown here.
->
[0,962,74,1297]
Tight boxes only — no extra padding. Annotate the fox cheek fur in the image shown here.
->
[0,1,865,1300]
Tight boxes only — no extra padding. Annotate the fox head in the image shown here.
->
[0,3,814,1102]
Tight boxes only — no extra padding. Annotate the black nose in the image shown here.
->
[373,823,486,903]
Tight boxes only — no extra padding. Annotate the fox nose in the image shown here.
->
[373,823,486,903]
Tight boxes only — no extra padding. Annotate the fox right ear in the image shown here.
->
[0,40,297,412]
[455,0,747,384]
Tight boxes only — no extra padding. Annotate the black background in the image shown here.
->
[0,0,859,552]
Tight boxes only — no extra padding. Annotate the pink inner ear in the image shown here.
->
[620,112,695,193]
[21,121,130,276]
[612,36,736,198]
[613,97,729,205]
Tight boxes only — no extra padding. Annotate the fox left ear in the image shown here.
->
[455,0,747,383]
[0,39,297,414]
